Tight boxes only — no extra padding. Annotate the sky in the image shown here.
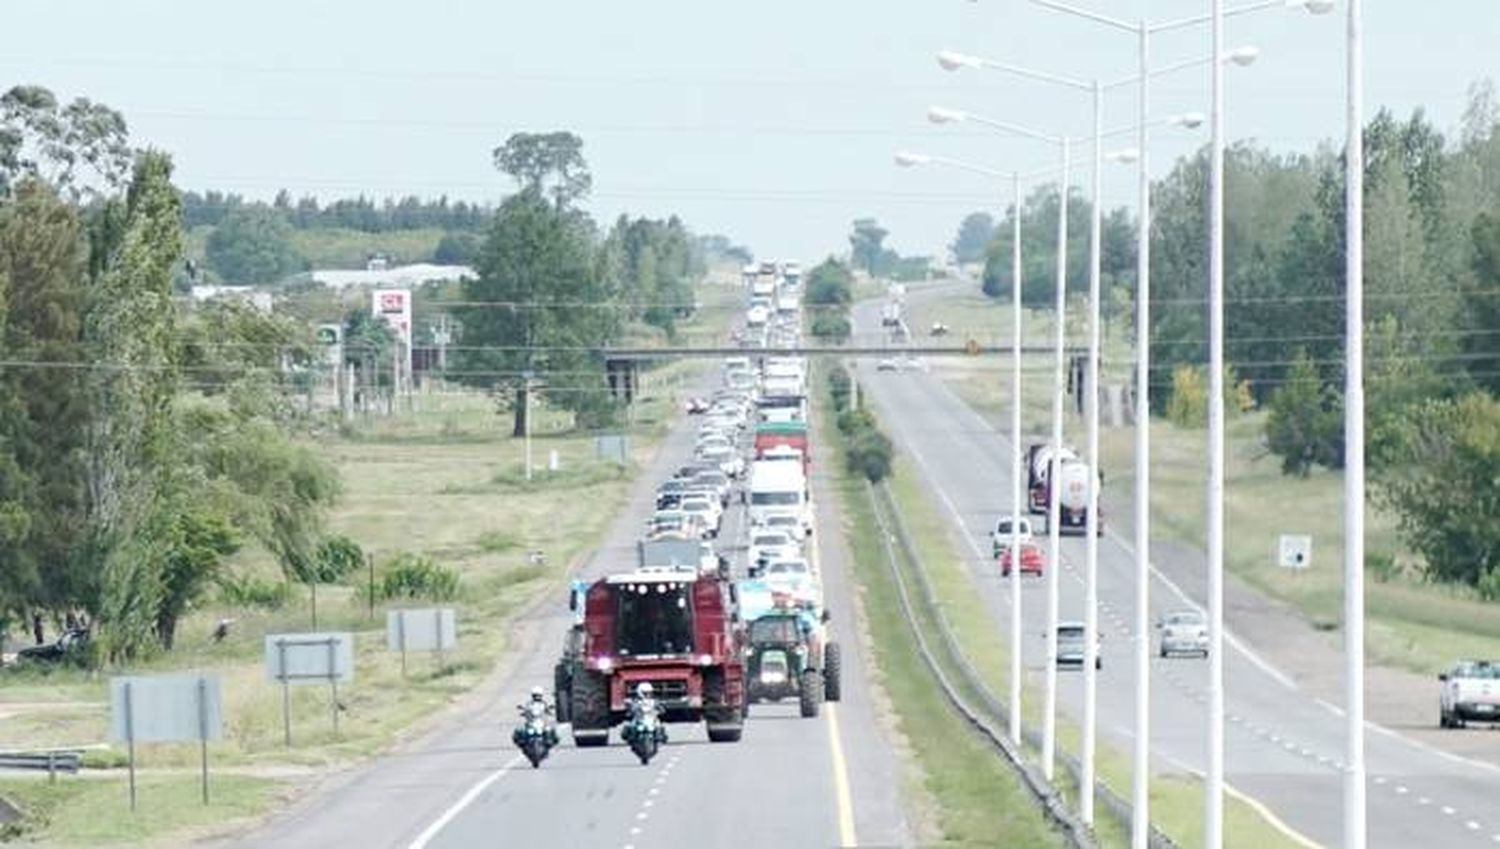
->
[4,1,1498,263]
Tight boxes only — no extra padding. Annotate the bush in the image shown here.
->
[810,314,851,342]
[1166,365,1207,427]
[1265,349,1343,476]
[376,554,462,602]
[218,573,291,610]
[829,365,852,414]
[846,425,894,483]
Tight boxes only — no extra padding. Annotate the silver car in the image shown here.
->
[1054,621,1102,669]
[1157,609,1209,658]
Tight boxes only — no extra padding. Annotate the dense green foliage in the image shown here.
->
[980,189,1135,317]
[452,189,620,433]
[0,87,340,661]
[849,217,931,280]
[829,365,893,483]
[951,212,997,265]
[598,214,704,336]
[183,190,493,233]
[1375,391,1500,597]
[806,257,854,343]
[205,205,304,284]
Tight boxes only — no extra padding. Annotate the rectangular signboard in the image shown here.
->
[264,632,354,685]
[109,674,223,744]
[1278,534,1313,570]
[386,609,457,653]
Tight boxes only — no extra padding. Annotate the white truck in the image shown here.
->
[1056,458,1102,535]
[1439,659,1500,728]
[748,460,811,534]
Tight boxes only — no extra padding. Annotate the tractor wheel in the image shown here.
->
[823,642,843,702]
[799,670,824,718]
[570,670,610,747]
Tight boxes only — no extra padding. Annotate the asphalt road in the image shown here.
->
[223,378,907,849]
[853,294,1500,848]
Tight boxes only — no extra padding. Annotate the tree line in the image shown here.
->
[959,81,1500,598]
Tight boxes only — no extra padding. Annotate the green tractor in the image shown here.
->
[743,606,842,718]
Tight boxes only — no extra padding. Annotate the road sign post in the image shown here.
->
[110,674,223,812]
[265,633,354,746]
[386,609,457,675]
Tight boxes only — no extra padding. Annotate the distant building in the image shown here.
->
[366,253,390,272]
[311,263,474,290]
[189,285,273,313]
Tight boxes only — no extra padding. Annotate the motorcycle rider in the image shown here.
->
[514,685,558,747]
[626,682,668,744]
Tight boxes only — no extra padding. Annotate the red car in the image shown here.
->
[999,541,1045,577]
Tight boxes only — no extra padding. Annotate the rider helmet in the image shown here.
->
[530,685,545,699]
[637,682,654,697]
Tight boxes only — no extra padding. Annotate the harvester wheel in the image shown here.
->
[823,642,842,702]
[570,671,610,747]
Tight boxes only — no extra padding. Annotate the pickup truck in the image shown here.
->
[1439,659,1500,728]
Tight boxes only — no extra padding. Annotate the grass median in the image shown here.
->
[818,370,1064,849]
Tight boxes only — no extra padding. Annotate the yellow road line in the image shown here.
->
[1224,781,1325,849]
[825,702,859,847]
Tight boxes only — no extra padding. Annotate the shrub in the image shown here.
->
[829,365,852,414]
[377,554,462,602]
[810,314,851,342]
[1166,365,1207,427]
[218,573,291,610]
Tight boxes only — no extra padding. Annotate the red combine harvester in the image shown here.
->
[556,568,746,746]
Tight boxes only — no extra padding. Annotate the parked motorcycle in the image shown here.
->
[512,692,559,768]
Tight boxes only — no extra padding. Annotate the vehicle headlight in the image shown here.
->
[594,656,613,672]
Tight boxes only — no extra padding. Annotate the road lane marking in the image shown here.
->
[1221,781,1324,849]
[1466,821,1481,830]
[407,753,525,849]
[1442,806,1456,816]
[825,702,859,847]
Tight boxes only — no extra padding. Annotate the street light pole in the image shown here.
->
[1081,77,1104,829]
[1043,135,1070,783]
[1131,19,1154,849]
[1206,1,1228,846]
[1009,168,1025,747]
[1343,1,1367,847]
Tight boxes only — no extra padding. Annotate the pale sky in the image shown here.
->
[5,1,1497,262]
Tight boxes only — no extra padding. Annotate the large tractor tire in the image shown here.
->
[703,669,745,742]
[706,720,744,743]
[823,642,842,703]
[553,662,574,724]
[570,670,610,747]
[799,669,824,718]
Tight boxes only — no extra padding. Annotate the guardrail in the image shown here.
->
[867,479,1179,849]
[0,747,88,782]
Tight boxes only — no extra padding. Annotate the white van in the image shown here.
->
[748,461,811,533]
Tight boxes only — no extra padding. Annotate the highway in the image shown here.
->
[853,292,1500,848]
[222,378,908,849]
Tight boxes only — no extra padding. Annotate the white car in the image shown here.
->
[1156,609,1209,658]
[1440,659,1500,728]
[1054,621,1102,669]
[756,513,806,542]
[698,445,744,478]
[679,495,723,538]
[748,531,799,575]
[876,357,898,372]
[990,516,1035,557]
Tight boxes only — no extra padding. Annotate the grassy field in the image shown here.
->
[904,286,1500,676]
[0,775,279,849]
[0,355,704,844]
[818,383,1064,848]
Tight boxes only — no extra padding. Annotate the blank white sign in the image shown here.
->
[109,674,223,744]
[386,608,457,652]
[264,632,354,685]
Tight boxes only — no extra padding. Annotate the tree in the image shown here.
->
[0,179,88,621]
[453,190,619,434]
[0,85,132,200]
[433,232,479,265]
[848,218,891,275]
[85,152,186,661]
[1465,212,1500,393]
[492,132,592,210]
[1264,349,1342,477]
[154,508,238,650]
[805,257,853,306]
[952,212,997,265]
[1375,392,1500,596]
[205,205,303,284]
